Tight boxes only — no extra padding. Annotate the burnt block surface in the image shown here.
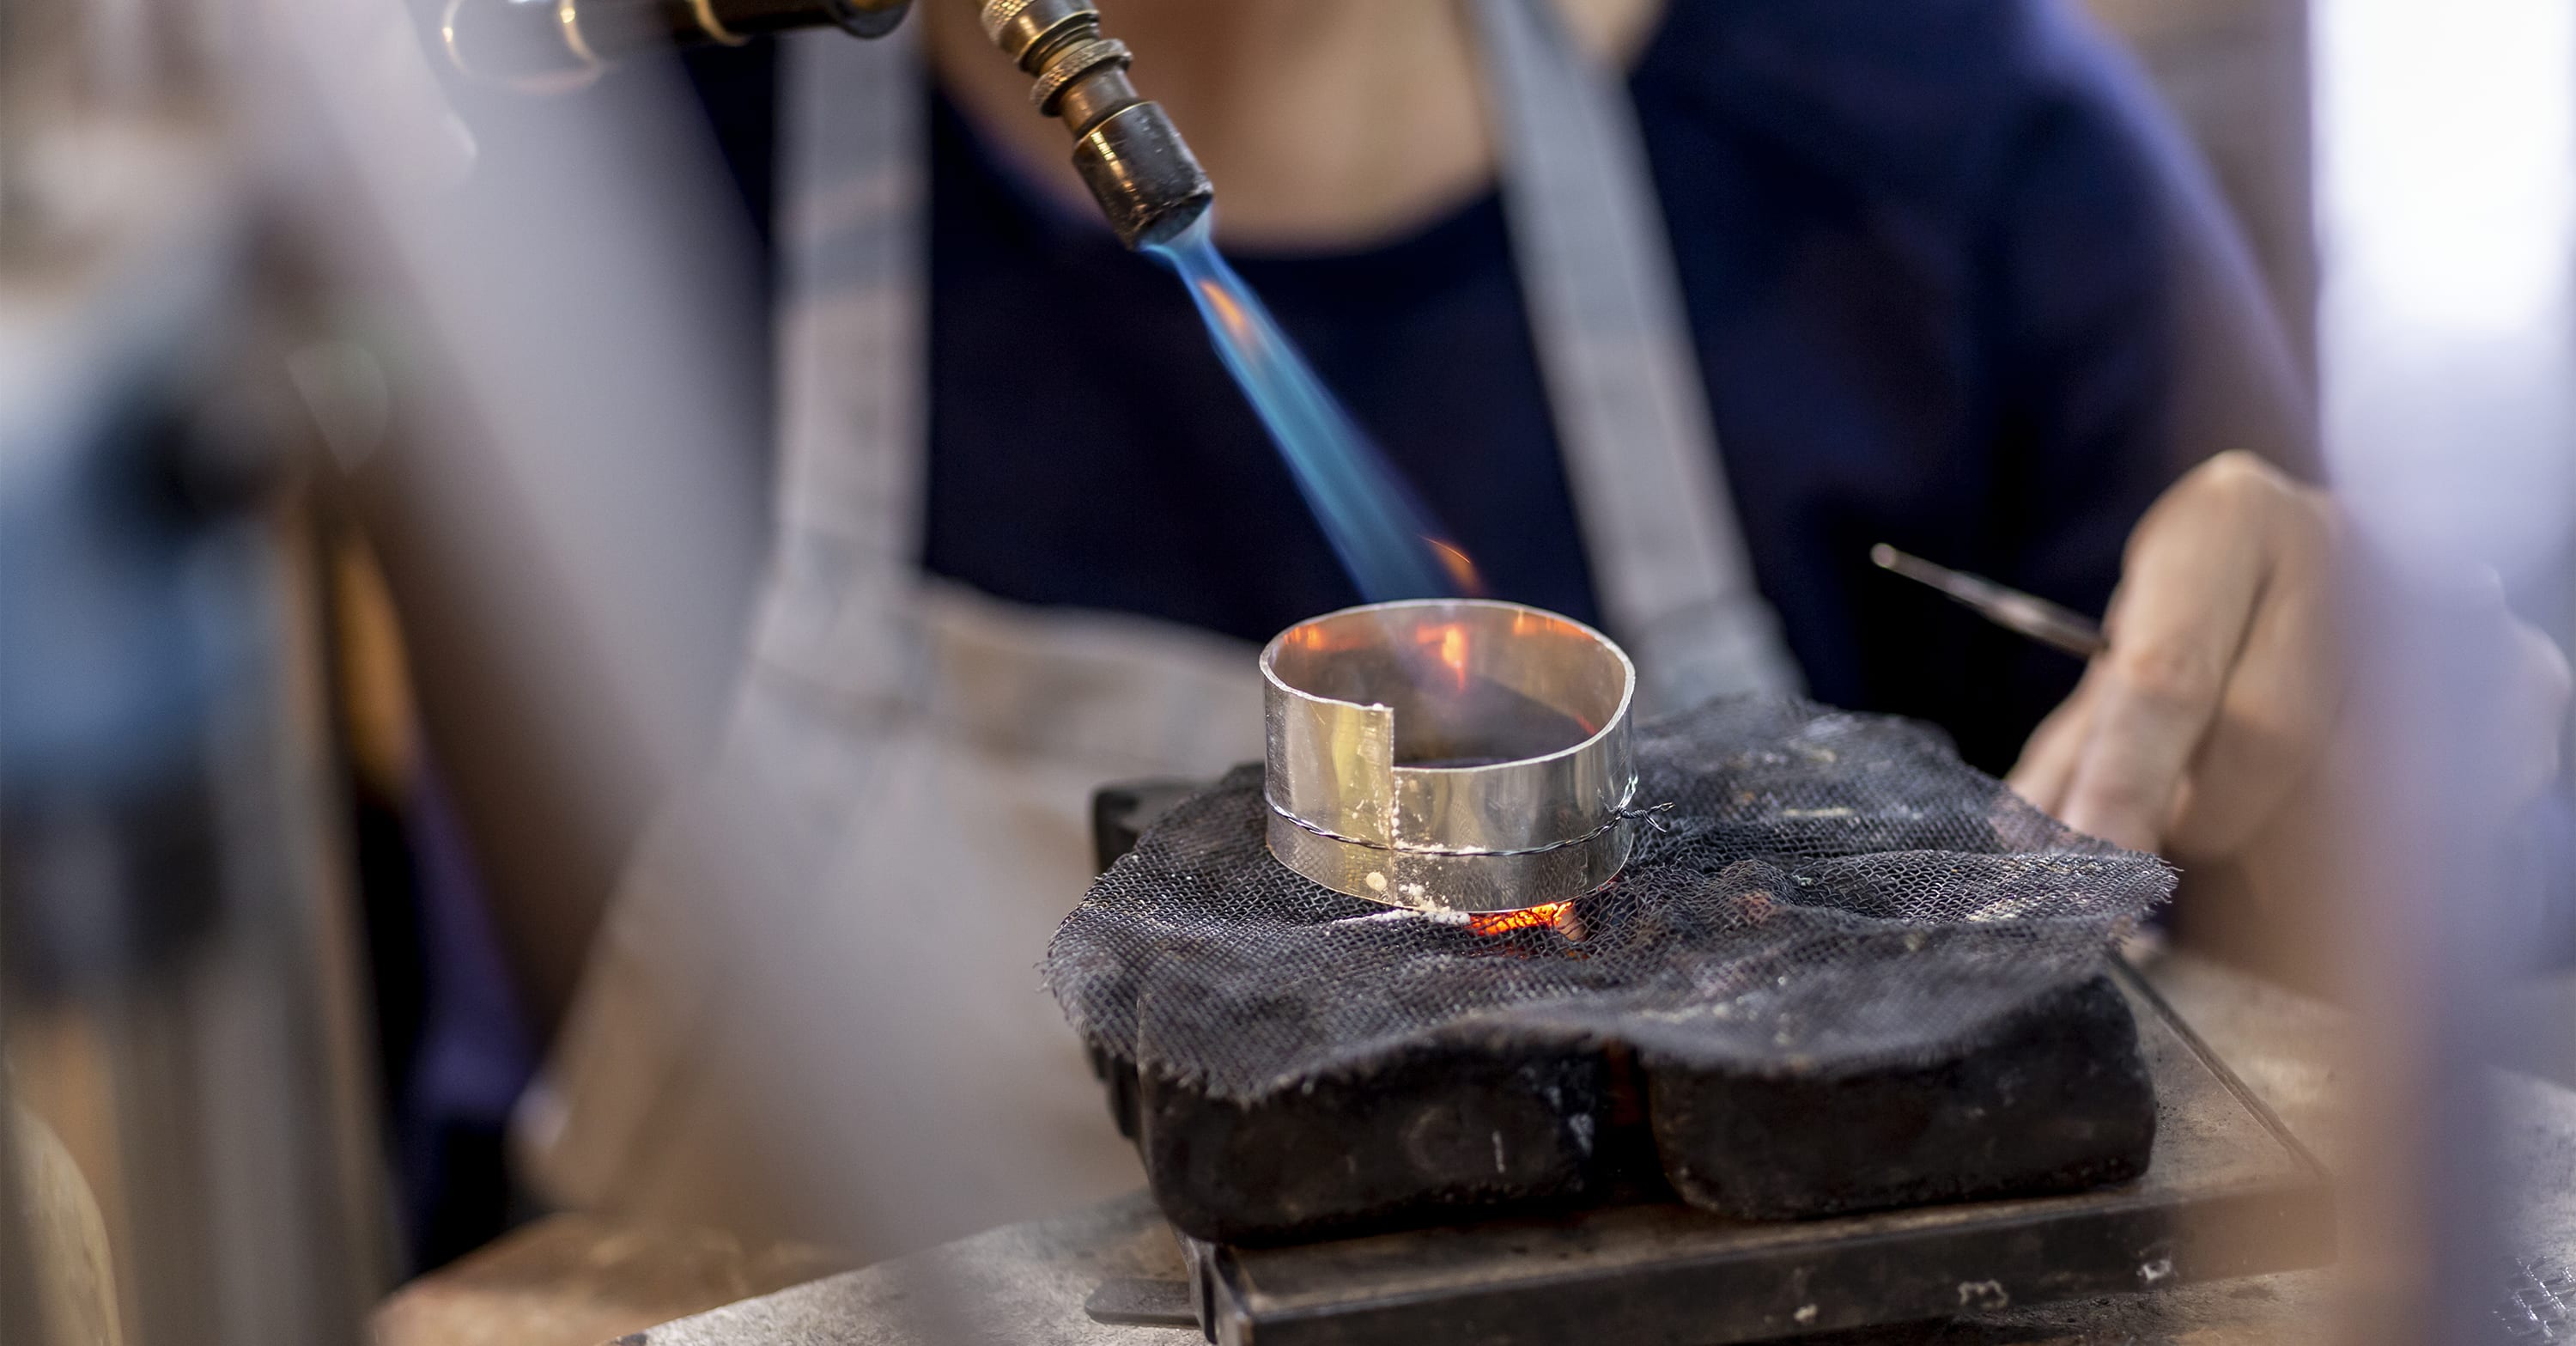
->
[1133,1032,1608,1246]
[1649,973,2156,1221]
[1121,977,2158,1241]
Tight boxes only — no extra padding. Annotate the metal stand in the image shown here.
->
[0,115,392,1346]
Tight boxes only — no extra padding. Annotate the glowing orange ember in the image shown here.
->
[1425,537,1486,595]
[1467,900,1580,937]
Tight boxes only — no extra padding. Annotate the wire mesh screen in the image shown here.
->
[2500,1260,2576,1341]
[1046,697,2174,1100]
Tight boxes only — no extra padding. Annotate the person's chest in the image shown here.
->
[913,82,2006,681]
[686,0,2143,771]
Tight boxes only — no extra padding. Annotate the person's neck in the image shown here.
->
[925,0,1664,253]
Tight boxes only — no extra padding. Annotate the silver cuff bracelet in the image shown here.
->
[1260,600,1641,914]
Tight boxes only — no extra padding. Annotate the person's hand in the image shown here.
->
[2008,450,2569,858]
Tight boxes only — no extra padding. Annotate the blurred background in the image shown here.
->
[1,0,2570,1342]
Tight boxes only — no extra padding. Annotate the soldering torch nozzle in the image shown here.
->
[979,0,1213,250]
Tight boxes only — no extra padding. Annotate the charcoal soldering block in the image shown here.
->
[1133,1032,1609,1246]
[1647,974,2155,1221]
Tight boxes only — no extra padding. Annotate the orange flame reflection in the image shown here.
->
[1466,899,1583,939]
[1414,621,1472,691]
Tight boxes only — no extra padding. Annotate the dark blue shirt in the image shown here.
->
[705,0,2190,773]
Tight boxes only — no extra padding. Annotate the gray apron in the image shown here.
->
[523,0,1798,1253]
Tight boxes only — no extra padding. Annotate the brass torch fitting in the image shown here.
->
[441,0,1209,250]
[979,0,1213,249]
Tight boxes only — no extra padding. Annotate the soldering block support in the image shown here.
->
[1119,1032,1610,1246]
[1057,699,2177,1244]
[1648,973,2157,1221]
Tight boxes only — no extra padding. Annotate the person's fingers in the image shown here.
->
[2008,667,2098,816]
[2165,488,2344,860]
[2057,452,2278,851]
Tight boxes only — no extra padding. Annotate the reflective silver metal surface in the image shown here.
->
[1260,600,1638,913]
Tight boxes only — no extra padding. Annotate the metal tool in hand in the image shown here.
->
[1870,544,2106,658]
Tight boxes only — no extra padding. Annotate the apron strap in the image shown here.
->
[1468,0,1802,709]
[751,26,930,715]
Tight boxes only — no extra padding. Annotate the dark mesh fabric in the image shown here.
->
[1045,698,2173,1100]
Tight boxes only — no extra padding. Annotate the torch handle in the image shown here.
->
[440,0,912,88]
